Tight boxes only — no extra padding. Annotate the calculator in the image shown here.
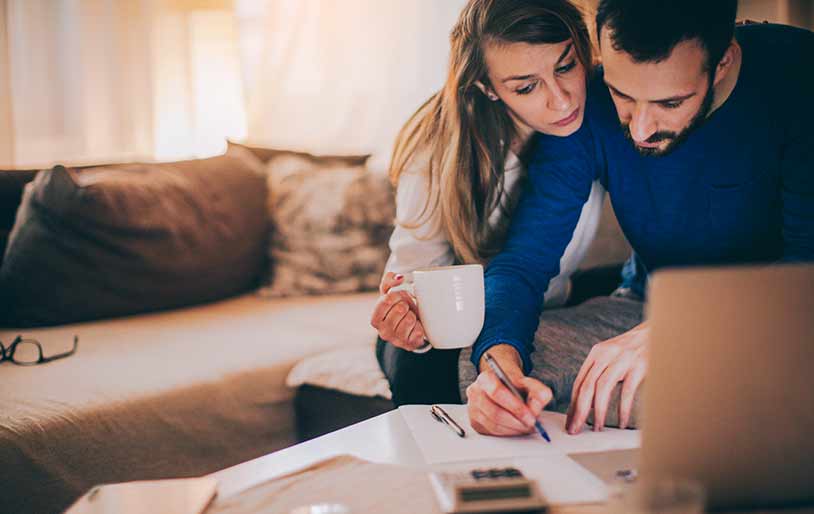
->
[429,467,547,513]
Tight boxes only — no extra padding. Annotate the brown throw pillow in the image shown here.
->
[0,149,268,327]
[258,153,395,297]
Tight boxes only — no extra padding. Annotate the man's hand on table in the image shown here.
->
[566,323,648,434]
[466,344,553,436]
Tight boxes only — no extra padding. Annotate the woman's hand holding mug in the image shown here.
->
[370,272,427,351]
[371,265,485,353]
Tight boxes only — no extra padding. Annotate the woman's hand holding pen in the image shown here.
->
[370,272,426,351]
[466,344,553,436]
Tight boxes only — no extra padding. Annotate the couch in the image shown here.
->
[0,145,630,513]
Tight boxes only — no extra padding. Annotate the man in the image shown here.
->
[465,0,813,437]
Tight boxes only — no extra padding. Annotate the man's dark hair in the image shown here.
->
[596,0,738,72]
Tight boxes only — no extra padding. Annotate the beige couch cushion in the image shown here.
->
[0,291,377,514]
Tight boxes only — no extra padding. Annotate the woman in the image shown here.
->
[370,0,604,406]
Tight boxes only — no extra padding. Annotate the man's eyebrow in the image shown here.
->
[604,80,697,103]
[604,81,631,98]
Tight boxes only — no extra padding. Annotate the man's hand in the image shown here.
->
[370,272,426,351]
[466,344,553,436]
[566,323,648,433]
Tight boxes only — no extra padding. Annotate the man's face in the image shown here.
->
[600,30,714,157]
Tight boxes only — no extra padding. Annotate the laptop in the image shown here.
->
[642,264,814,510]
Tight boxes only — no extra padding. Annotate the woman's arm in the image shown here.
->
[384,170,455,276]
[372,160,455,351]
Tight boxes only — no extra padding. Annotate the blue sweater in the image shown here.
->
[472,23,814,374]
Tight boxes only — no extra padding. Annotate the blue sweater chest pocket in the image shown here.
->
[707,175,774,250]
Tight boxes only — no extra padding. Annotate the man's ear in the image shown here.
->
[713,39,739,86]
[475,80,500,101]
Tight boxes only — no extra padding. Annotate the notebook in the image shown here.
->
[64,476,217,514]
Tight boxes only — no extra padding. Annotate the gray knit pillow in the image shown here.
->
[258,154,394,297]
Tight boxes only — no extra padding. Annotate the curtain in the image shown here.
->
[0,0,13,167]
[5,0,155,168]
[239,0,467,169]
[3,0,465,168]
[0,0,246,168]
[151,2,247,161]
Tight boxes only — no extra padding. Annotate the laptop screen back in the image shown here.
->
[642,264,814,509]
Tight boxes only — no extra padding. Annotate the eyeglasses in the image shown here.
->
[0,335,79,366]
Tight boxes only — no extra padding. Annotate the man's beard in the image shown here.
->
[621,77,715,157]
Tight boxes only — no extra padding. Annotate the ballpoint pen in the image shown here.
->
[430,404,467,438]
[483,352,551,442]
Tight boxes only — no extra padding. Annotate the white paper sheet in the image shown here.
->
[513,454,609,504]
[401,404,641,505]
[400,404,640,464]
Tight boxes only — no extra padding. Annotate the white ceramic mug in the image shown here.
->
[392,264,485,352]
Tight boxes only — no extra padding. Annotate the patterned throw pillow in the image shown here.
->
[258,154,395,297]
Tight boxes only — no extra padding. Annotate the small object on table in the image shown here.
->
[607,477,705,514]
[616,468,638,483]
[429,467,547,513]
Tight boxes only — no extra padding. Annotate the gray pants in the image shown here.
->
[459,296,644,428]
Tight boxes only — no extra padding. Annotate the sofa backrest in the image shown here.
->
[0,146,368,265]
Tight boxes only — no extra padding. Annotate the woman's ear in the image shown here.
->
[474,80,500,102]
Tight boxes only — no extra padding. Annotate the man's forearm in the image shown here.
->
[472,131,598,375]
[471,271,549,374]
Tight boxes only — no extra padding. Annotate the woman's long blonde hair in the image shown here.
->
[389,0,593,264]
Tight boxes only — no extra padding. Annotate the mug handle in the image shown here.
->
[389,279,432,354]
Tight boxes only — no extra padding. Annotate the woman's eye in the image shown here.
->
[515,82,537,95]
[555,60,577,74]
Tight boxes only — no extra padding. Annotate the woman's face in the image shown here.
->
[483,39,587,138]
